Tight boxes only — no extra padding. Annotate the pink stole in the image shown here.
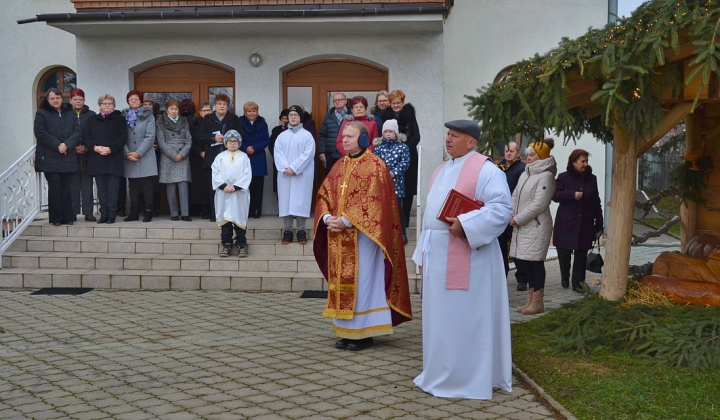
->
[429,152,489,290]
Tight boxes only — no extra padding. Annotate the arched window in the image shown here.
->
[36,67,77,106]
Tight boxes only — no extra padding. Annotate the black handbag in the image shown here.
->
[587,240,604,273]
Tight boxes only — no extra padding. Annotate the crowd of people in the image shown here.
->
[35,86,603,401]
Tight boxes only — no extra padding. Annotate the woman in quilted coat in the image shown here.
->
[510,138,557,315]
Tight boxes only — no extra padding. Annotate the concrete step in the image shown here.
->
[0,268,421,293]
[6,236,417,259]
[2,249,418,274]
[19,218,418,240]
[1,219,420,292]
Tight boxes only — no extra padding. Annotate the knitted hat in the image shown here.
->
[528,138,554,160]
[288,105,304,122]
[223,130,242,147]
[382,119,399,136]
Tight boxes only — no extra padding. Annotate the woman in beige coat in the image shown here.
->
[510,138,557,315]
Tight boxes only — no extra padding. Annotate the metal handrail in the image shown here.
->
[0,146,45,267]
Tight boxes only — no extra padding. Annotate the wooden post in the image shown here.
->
[600,126,636,301]
[681,115,699,248]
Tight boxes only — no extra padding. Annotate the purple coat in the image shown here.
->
[552,165,603,251]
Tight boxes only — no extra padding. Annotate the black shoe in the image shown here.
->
[202,213,210,219]
[64,221,73,226]
[124,215,139,222]
[171,216,179,221]
[142,211,153,223]
[209,217,216,222]
[52,222,61,226]
[253,214,260,219]
[573,283,586,293]
[117,210,126,217]
[297,230,307,244]
[237,243,248,258]
[106,218,116,224]
[97,218,107,224]
[561,279,569,289]
[335,339,350,349]
[85,215,97,222]
[219,244,231,257]
[517,283,528,292]
[282,230,293,244]
[182,216,192,222]
[347,338,374,351]
[403,234,408,245]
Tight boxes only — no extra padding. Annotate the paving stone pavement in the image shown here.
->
[0,223,679,420]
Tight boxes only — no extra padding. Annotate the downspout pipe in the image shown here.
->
[605,0,618,230]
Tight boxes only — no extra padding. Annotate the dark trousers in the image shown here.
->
[402,195,414,228]
[248,176,264,217]
[203,168,216,217]
[45,172,74,224]
[221,223,247,246]
[326,156,339,174]
[557,248,588,287]
[117,177,127,214]
[95,174,120,218]
[71,169,95,216]
[514,259,546,291]
[499,225,527,285]
[397,197,407,239]
[128,176,154,216]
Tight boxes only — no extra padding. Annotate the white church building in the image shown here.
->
[2,0,611,216]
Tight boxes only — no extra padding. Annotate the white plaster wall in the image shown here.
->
[75,32,445,215]
[443,0,610,220]
[0,0,76,174]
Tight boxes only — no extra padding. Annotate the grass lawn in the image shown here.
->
[512,298,720,420]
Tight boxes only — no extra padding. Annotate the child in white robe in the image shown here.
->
[212,130,252,257]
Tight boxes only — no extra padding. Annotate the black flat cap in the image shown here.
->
[444,119,481,141]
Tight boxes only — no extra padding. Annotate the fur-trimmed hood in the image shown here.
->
[39,99,72,114]
[372,132,407,146]
[121,106,154,121]
[343,114,375,122]
[380,102,416,123]
[156,113,189,133]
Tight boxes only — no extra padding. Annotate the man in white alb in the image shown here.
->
[412,119,513,400]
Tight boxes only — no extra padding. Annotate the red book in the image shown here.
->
[436,189,484,223]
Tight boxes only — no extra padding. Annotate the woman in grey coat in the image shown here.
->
[510,138,557,316]
[156,100,193,221]
[122,90,158,222]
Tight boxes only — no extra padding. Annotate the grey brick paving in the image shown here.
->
[0,225,677,420]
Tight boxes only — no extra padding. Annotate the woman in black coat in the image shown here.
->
[34,88,81,226]
[552,149,604,292]
[381,89,420,227]
[182,100,212,217]
[83,95,128,224]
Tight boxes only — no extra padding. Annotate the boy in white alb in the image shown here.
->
[213,129,252,257]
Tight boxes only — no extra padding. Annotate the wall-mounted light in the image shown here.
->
[249,52,263,67]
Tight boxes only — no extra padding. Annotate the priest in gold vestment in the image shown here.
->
[314,121,412,351]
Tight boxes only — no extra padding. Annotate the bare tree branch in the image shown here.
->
[632,215,680,245]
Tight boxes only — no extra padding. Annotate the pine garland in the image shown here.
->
[466,0,720,152]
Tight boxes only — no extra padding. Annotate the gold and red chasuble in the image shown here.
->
[313,150,412,326]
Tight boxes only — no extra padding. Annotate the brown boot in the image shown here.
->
[516,288,534,312]
[521,289,544,315]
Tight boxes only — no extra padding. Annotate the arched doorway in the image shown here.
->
[283,59,388,128]
[282,59,388,183]
[134,61,235,113]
